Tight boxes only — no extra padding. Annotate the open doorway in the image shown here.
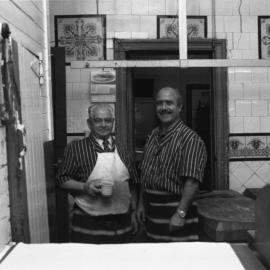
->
[133,68,212,190]
[115,39,228,190]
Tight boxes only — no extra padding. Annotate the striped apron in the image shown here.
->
[71,149,133,243]
[144,189,199,242]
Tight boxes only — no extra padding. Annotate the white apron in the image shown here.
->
[74,148,131,216]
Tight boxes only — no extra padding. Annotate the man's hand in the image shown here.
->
[83,179,102,196]
[169,211,185,232]
[131,210,139,234]
[136,201,145,225]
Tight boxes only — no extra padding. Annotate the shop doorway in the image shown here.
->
[115,39,228,190]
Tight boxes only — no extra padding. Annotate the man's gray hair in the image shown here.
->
[156,87,183,106]
[88,104,114,119]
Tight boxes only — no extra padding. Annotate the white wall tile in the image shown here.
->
[115,31,132,39]
[215,0,233,15]
[235,68,252,82]
[228,68,236,82]
[73,83,90,99]
[187,0,200,15]
[107,15,125,32]
[106,48,114,60]
[229,174,243,191]
[49,0,64,15]
[228,100,236,116]
[80,69,91,83]
[260,116,270,132]
[243,83,260,99]
[66,83,73,99]
[229,83,243,99]
[131,32,149,39]
[249,33,258,50]
[242,16,257,32]
[232,163,253,184]
[252,100,268,116]
[256,162,270,182]
[230,117,244,133]
[98,0,116,14]
[79,0,98,14]
[106,38,114,49]
[148,0,166,15]
[235,100,252,116]
[132,0,149,15]
[232,0,250,16]
[245,174,266,188]
[229,162,242,173]
[230,50,242,59]
[252,67,268,83]
[224,16,240,32]
[242,50,258,59]
[215,16,225,33]
[233,33,250,50]
[226,33,233,50]
[66,68,81,83]
[216,32,226,39]
[243,117,260,132]
[199,0,212,15]
[107,15,140,32]
[260,83,270,99]
[266,0,270,13]
[267,68,270,82]
[140,16,157,38]
[115,0,132,14]
[62,0,81,14]
[166,0,178,15]
[250,0,268,15]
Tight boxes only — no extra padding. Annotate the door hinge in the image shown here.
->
[30,52,44,85]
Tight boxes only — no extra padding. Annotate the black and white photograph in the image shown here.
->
[0,1,269,269]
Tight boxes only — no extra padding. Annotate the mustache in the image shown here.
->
[158,109,172,114]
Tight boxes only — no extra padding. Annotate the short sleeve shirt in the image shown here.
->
[140,120,207,195]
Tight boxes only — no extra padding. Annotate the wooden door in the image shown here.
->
[51,47,69,242]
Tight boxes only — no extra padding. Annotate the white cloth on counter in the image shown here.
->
[0,242,246,270]
[75,148,131,216]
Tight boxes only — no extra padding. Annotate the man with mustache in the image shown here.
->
[139,87,207,242]
[57,104,138,243]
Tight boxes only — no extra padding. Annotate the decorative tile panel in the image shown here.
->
[229,133,270,160]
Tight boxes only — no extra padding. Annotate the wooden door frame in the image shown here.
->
[114,39,228,190]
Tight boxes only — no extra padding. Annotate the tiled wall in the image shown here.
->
[49,0,270,193]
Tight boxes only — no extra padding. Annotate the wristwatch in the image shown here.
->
[176,208,186,218]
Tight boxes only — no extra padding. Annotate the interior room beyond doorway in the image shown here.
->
[133,67,212,190]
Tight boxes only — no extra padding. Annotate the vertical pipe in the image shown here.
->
[43,0,53,140]
[178,0,187,60]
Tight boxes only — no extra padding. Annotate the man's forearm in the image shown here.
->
[177,178,199,212]
[60,179,85,194]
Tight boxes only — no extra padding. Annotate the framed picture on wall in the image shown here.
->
[55,15,106,63]
[157,16,207,39]
[258,16,270,59]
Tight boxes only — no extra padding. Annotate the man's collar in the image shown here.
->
[157,119,183,136]
[94,136,112,146]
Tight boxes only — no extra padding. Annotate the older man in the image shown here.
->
[57,104,138,243]
[139,87,207,242]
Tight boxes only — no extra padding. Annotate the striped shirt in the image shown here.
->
[140,119,207,195]
[57,134,138,185]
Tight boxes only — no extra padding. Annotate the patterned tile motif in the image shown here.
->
[229,134,270,160]
[229,160,270,193]
[55,15,106,63]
